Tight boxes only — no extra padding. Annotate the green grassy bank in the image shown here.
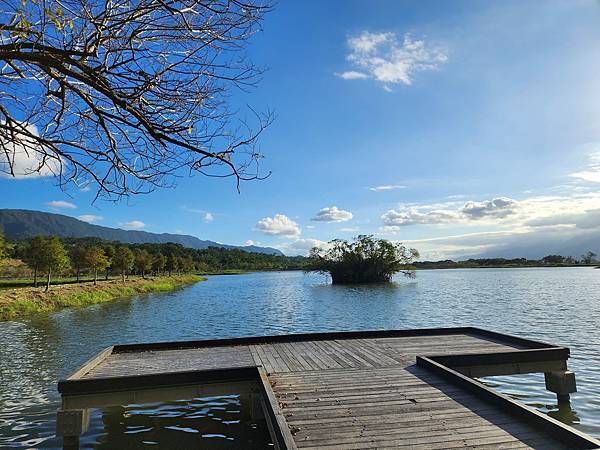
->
[0,274,205,321]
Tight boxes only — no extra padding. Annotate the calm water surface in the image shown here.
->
[1,268,599,447]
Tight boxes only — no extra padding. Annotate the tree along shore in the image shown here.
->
[413,253,598,270]
[0,274,204,321]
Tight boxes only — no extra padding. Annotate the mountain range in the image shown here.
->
[0,209,284,256]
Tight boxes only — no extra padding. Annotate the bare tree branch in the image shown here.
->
[0,0,273,200]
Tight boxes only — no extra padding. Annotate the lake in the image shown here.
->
[1,268,599,448]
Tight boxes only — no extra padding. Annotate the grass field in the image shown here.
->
[0,274,204,321]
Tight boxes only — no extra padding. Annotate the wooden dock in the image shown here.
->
[57,327,600,449]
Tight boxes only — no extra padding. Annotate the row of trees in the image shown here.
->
[13,236,197,291]
[1,234,307,290]
[414,252,599,269]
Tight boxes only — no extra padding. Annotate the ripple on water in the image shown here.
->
[1,268,600,447]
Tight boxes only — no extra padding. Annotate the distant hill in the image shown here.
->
[0,209,283,256]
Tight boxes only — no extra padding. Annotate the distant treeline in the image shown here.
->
[414,252,598,269]
[0,235,308,289]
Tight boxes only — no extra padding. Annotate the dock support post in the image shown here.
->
[545,370,577,404]
[251,393,265,420]
[56,409,89,450]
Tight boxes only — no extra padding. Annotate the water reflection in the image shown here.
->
[82,395,272,449]
[481,376,581,426]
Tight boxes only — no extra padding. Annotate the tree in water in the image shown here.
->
[84,246,110,285]
[37,237,70,291]
[0,1,273,200]
[111,246,134,282]
[307,235,419,284]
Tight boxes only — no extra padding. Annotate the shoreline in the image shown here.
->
[0,274,205,321]
[414,264,599,270]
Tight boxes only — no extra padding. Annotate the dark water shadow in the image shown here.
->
[81,394,272,450]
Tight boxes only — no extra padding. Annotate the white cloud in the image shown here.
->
[254,214,301,237]
[181,206,216,223]
[121,220,145,230]
[0,123,61,178]
[461,197,519,219]
[369,184,407,192]
[78,214,103,223]
[335,71,369,80]
[378,225,401,234]
[312,206,353,223]
[47,200,76,209]
[381,197,519,227]
[340,227,360,232]
[337,31,447,88]
[382,208,460,226]
[571,151,600,183]
[277,238,332,256]
[306,225,316,229]
[571,171,600,183]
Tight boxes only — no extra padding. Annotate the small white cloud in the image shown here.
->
[461,197,519,219]
[278,238,333,256]
[0,123,61,178]
[47,200,77,209]
[340,227,360,232]
[203,212,214,223]
[369,184,407,192]
[244,240,255,246]
[571,170,600,183]
[78,214,103,223]
[254,214,301,237]
[335,71,369,80]
[378,225,401,234]
[381,208,459,226]
[312,206,353,223]
[337,31,447,89]
[121,220,145,230]
[571,151,600,183]
[306,225,316,229]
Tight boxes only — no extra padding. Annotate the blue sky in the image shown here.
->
[2,0,600,258]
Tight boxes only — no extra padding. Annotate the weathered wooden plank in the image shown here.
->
[59,329,600,450]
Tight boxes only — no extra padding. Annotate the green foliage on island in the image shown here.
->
[306,235,419,284]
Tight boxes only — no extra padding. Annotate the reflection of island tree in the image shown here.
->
[96,395,270,448]
[307,235,419,284]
